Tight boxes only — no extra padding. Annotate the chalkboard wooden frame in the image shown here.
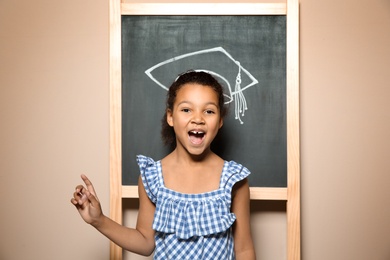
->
[109,1,300,259]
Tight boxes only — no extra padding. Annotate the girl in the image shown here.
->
[71,71,256,259]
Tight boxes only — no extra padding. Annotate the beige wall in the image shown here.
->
[1,0,389,259]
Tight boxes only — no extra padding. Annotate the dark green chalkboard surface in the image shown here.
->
[122,15,286,187]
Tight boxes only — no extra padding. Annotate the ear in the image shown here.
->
[219,118,224,129]
[167,109,173,127]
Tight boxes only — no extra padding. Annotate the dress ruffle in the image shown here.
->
[137,155,162,203]
[222,160,251,208]
[153,194,236,239]
[136,155,250,240]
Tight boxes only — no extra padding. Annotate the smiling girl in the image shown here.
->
[71,71,256,259]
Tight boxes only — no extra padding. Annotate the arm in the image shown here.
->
[71,175,155,256]
[231,178,256,260]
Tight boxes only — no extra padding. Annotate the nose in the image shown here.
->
[191,111,205,125]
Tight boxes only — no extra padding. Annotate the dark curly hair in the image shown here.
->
[161,70,228,148]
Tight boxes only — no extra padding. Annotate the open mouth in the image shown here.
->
[188,130,205,145]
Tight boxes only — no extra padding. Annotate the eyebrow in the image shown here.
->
[177,100,219,108]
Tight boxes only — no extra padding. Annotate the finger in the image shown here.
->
[83,189,100,208]
[72,189,86,204]
[70,197,86,210]
[75,184,84,192]
[80,174,98,198]
[74,185,86,200]
[73,190,81,200]
[70,197,78,205]
[71,197,88,214]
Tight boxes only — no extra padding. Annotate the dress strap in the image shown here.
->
[136,155,162,203]
[220,161,251,206]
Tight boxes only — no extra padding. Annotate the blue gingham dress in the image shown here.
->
[137,155,251,260]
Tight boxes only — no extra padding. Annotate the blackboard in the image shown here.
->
[121,15,287,187]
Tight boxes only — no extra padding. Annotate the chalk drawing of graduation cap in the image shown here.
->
[145,47,258,124]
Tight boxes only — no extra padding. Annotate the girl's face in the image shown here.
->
[167,83,223,156]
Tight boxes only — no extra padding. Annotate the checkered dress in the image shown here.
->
[137,155,251,260]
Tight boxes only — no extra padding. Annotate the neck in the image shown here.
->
[170,147,215,164]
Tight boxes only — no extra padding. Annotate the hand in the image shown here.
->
[71,174,104,227]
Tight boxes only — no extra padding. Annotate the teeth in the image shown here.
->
[190,131,204,134]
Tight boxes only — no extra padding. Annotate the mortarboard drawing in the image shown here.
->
[145,47,259,124]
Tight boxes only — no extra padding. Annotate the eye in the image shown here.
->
[205,109,215,114]
[181,108,190,113]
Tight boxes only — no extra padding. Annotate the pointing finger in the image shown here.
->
[80,174,98,198]
[83,189,100,208]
